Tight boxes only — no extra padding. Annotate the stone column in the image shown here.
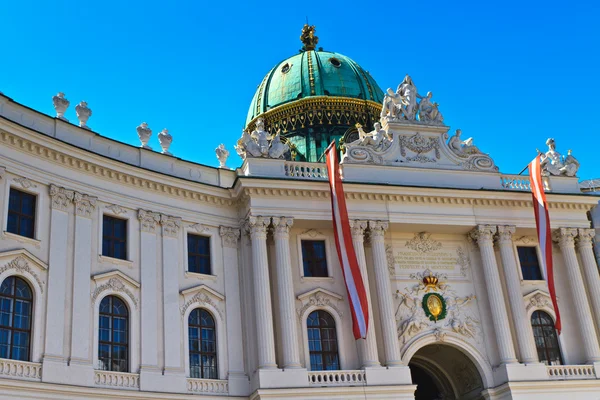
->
[160,214,183,375]
[368,221,402,366]
[554,228,600,362]
[70,192,97,368]
[496,226,539,364]
[220,227,249,395]
[577,229,600,333]
[43,185,74,377]
[349,220,380,368]
[469,225,518,364]
[138,210,161,374]
[272,217,302,369]
[245,216,277,369]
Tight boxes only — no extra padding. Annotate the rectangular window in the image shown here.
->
[7,188,36,239]
[517,246,543,280]
[188,234,211,275]
[102,215,128,260]
[301,240,328,277]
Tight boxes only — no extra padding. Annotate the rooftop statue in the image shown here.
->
[158,129,173,156]
[380,75,444,125]
[235,118,290,160]
[352,122,391,150]
[75,101,92,129]
[137,122,152,149]
[215,144,229,168]
[448,129,482,157]
[300,24,319,51]
[537,138,579,177]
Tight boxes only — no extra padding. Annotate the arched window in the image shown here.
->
[307,310,339,371]
[0,276,33,361]
[531,310,563,365]
[188,308,217,379]
[98,296,129,372]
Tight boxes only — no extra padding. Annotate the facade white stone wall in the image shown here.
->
[0,93,600,399]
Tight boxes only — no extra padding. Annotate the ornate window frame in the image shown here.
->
[523,289,568,363]
[0,249,47,362]
[183,223,218,280]
[91,271,140,372]
[296,288,346,370]
[180,284,227,378]
[512,237,546,283]
[2,173,45,246]
[296,230,334,283]
[97,204,134,267]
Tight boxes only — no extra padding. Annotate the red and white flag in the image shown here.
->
[529,155,561,333]
[325,141,369,339]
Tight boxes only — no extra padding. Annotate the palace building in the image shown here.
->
[0,25,600,399]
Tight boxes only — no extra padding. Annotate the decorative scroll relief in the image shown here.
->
[13,177,37,189]
[390,233,470,279]
[91,277,139,309]
[138,209,160,233]
[49,184,74,211]
[296,288,344,320]
[524,289,554,314]
[0,256,45,292]
[106,204,127,215]
[160,214,181,238]
[74,192,97,218]
[395,270,480,346]
[180,285,225,321]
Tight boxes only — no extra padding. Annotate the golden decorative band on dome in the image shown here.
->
[246,96,382,135]
[306,51,316,96]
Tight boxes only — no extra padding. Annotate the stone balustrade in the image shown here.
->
[500,174,551,191]
[284,161,328,180]
[187,378,229,394]
[94,370,140,389]
[307,370,366,386]
[547,365,596,380]
[0,359,42,381]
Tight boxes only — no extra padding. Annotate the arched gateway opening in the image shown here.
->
[409,344,484,400]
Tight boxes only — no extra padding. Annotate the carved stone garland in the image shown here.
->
[91,277,138,308]
[0,256,45,292]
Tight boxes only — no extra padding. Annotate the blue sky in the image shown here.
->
[1,1,599,179]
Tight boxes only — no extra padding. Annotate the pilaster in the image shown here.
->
[272,217,302,369]
[349,219,380,368]
[68,192,97,384]
[220,226,250,396]
[469,225,517,364]
[496,225,539,364]
[42,184,74,383]
[245,216,277,370]
[368,220,402,367]
[576,229,600,333]
[554,228,600,363]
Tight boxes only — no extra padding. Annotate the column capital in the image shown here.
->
[496,225,516,244]
[272,217,294,238]
[369,221,389,238]
[469,225,497,245]
[160,214,182,238]
[552,228,578,248]
[220,226,241,248]
[577,228,596,249]
[350,220,368,238]
[49,184,74,212]
[244,216,270,239]
[73,192,97,218]
[138,209,161,233]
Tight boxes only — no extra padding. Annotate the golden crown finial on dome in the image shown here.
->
[423,273,439,292]
[300,24,318,51]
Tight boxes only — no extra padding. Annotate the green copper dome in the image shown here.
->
[246,50,383,125]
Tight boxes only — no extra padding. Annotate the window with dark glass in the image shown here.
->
[517,247,543,280]
[188,308,217,379]
[0,276,33,361]
[98,296,129,372]
[188,234,211,275]
[7,188,36,239]
[531,310,562,365]
[301,240,328,278]
[307,310,339,371]
[102,215,127,260]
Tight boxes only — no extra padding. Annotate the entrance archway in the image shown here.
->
[409,344,484,400]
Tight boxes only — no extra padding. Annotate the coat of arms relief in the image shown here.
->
[395,268,480,346]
